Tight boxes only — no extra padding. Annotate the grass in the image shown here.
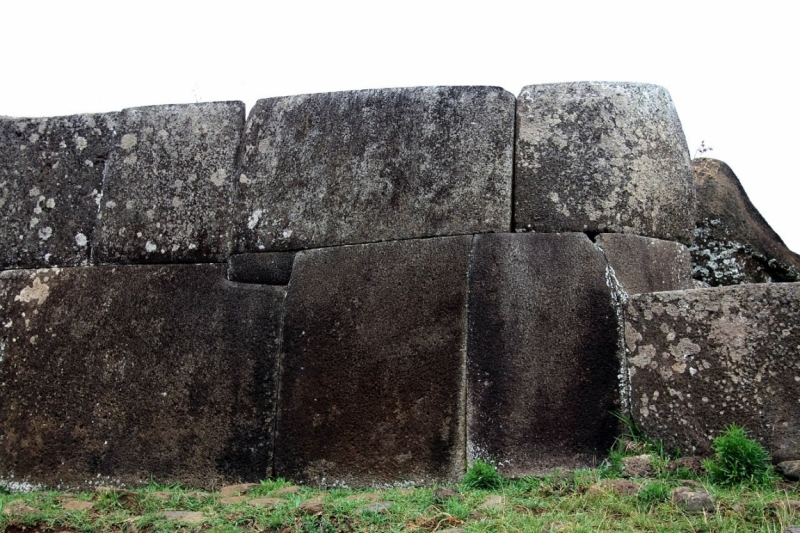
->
[0,470,797,532]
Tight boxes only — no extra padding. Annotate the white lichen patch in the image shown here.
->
[120,133,137,150]
[74,136,88,151]
[209,168,227,187]
[75,233,88,247]
[247,209,263,230]
[145,241,157,253]
[38,227,53,240]
[15,277,51,305]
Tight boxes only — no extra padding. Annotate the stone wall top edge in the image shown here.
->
[518,81,671,93]
[251,85,516,103]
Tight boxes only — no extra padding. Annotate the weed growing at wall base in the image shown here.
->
[461,459,503,490]
[704,424,776,487]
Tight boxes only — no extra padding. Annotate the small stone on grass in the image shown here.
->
[248,497,286,508]
[62,500,94,511]
[219,483,258,497]
[672,487,715,513]
[162,510,205,524]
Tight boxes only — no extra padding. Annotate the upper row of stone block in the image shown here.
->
[0,83,696,269]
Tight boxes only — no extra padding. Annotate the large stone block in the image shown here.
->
[514,82,695,244]
[466,233,621,476]
[274,236,472,486]
[92,102,245,264]
[691,158,800,285]
[0,113,117,269]
[233,86,514,252]
[625,284,800,461]
[227,251,296,285]
[0,264,284,489]
[595,233,694,295]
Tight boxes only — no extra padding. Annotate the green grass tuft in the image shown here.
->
[462,459,504,490]
[704,424,775,487]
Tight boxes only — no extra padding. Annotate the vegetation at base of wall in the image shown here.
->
[0,471,797,532]
[0,421,791,532]
[462,459,504,490]
[704,424,776,487]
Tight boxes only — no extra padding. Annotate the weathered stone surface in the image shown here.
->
[0,264,284,488]
[671,486,715,513]
[595,233,694,295]
[466,233,621,476]
[691,158,800,285]
[514,82,695,244]
[0,113,117,269]
[778,461,800,481]
[625,283,800,460]
[248,497,286,508]
[161,511,205,523]
[274,236,472,486]
[621,455,654,478]
[61,500,94,511]
[219,483,258,497]
[233,87,514,252]
[227,252,296,284]
[92,102,244,264]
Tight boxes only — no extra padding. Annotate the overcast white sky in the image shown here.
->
[2,1,797,251]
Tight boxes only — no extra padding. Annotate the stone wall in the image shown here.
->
[1,82,797,489]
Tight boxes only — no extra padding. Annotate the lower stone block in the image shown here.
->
[625,283,800,461]
[274,236,472,486]
[466,233,622,476]
[0,264,284,489]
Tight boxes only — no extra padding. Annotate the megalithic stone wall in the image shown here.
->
[2,82,798,489]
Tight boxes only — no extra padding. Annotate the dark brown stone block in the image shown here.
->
[227,251,296,285]
[0,264,284,489]
[595,233,694,295]
[0,113,118,269]
[91,102,245,264]
[514,82,695,244]
[466,233,621,476]
[233,87,514,252]
[274,236,472,486]
[625,283,800,461]
[691,158,800,285]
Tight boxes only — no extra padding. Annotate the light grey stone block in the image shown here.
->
[233,86,514,252]
[0,113,117,269]
[92,102,244,264]
[625,283,800,461]
[514,82,695,244]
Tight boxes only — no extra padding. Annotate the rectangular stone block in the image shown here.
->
[227,251,296,285]
[0,264,284,489]
[274,236,472,486]
[625,284,800,462]
[233,86,514,252]
[0,113,118,269]
[514,82,695,244]
[91,102,245,264]
[595,233,695,295]
[466,233,622,476]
